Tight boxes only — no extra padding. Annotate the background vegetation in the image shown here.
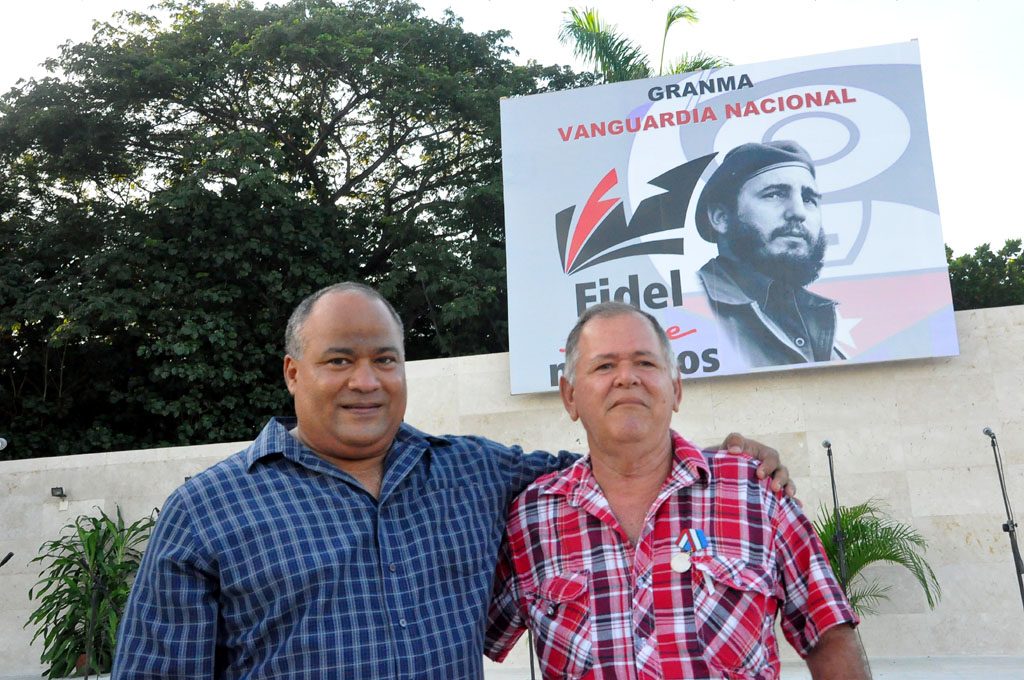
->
[0,0,591,459]
[1,0,1019,460]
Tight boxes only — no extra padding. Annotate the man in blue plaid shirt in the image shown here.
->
[112,282,793,679]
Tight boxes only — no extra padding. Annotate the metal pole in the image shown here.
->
[824,440,849,590]
[985,429,1024,612]
[527,629,537,680]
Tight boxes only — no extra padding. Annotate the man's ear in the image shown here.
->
[672,372,682,413]
[707,203,730,237]
[559,375,579,421]
[283,355,299,395]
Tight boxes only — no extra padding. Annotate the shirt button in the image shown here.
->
[399,618,407,628]
[546,605,557,616]
[795,337,806,347]
[388,563,397,573]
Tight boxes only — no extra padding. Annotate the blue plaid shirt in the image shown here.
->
[113,417,576,679]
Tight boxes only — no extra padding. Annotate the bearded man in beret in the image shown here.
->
[696,140,846,368]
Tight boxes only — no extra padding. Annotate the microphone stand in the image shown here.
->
[527,630,537,680]
[824,441,849,591]
[824,441,870,673]
[986,430,1024,612]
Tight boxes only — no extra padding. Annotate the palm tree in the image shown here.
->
[558,5,730,84]
[813,500,941,615]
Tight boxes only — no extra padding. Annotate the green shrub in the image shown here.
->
[813,499,941,615]
[25,507,156,678]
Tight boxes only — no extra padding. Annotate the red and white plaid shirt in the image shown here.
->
[485,432,857,679]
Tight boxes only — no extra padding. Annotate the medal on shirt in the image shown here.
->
[670,552,691,573]
[672,528,708,573]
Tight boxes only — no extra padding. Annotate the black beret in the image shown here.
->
[695,140,815,243]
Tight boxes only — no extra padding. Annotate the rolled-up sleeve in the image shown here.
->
[774,495,859,656]
[484,536,528,662]
[113,489,219,679]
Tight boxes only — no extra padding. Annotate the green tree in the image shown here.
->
[946,238,1024,311]
[813,500,941,615]
[0,0,589,459]
[558,4,729,83]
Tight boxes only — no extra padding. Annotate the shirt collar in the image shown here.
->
[719,255,775,308]
[538,430,708,501]
[243,417,295,470]
[666,430,710,487]
[704,255,835,309]
[244,417,452,473]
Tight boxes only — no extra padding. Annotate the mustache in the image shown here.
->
[769,222,813,242]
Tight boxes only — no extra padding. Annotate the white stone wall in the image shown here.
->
[1,305,1021,675]
[0,442,243,675]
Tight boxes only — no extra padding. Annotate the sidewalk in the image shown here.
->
[3,657,1021,679]
[782,655,1023,679]
[483,656,1024,679]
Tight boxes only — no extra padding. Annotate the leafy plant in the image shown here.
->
[813,499,941,615]
[25,507,156,678]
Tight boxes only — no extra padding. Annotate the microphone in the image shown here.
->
[983,427,996,439]
[0,552,12,569]
[821,440,831,449]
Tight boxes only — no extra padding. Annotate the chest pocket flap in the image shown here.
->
[527,571,593,680]
[539,571,588,602]
[694,552,773,594]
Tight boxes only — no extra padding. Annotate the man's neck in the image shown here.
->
[589,434,674,546]
[289,427,386,498]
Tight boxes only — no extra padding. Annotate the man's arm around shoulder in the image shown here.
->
[805,624,871,680]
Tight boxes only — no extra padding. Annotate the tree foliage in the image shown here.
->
[946,238,1024,311]
[0,0,590,459]
[558,4,729,84]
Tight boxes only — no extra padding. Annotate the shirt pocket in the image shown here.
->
[419,484,497,578]
[692,553,773,677]
[526,571,594,680]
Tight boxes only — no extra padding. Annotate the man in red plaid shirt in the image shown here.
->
[485,302,868,679]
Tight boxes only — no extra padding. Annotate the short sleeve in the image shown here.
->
[773,495,859,656]
[484,538,529,662]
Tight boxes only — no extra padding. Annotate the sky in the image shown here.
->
[2,0,1020,255]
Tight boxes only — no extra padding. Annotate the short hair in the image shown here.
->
[563,302,678,383]
[285,282,404,358]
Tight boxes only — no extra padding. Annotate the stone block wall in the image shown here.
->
[1,305,1021,675]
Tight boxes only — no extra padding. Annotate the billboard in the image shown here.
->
[501,41,958,394]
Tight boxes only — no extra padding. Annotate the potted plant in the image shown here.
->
[25,506,156,679]
[813,499,941,614]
